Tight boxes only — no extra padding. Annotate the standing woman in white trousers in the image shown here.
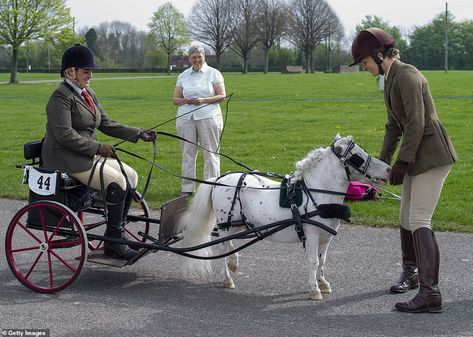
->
[172,45,226,195]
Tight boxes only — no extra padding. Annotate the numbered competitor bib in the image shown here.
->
[24,166,59,196]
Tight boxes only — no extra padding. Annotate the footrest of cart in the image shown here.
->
[86,248,151,267]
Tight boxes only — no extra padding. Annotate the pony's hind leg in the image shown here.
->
[216,237,236,289]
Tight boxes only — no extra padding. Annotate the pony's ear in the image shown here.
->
[334,133,342,140]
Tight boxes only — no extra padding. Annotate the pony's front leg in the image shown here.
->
[304,231,322,300]
[317,235,333,294]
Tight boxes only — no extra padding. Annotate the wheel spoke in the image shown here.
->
[47,251,54,288]
[49,249,78,274]
[124,227,141,241]
[11,245,40,253]
[38,206,48,242]
[47,213,68,242]
[25,252,43,280]
[16,221,43,244]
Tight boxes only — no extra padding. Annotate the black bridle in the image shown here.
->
[330,140,374,182]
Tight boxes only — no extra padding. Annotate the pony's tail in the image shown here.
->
[177,180,216,277]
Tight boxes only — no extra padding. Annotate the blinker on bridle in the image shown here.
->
[331,141,373,181]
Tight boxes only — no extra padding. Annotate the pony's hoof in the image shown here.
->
[227,262,238,273]
[319,282,332,294]
[223,279,235,289]
[309,290,322,300]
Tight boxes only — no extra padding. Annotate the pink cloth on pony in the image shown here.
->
[345,181,380,201]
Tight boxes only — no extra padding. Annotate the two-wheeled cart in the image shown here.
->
[6,140,328,293]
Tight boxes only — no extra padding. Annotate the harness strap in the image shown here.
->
[291,203,306,248]
[225,173,248,229]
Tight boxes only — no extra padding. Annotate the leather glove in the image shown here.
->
[97,143,115,157]
[139,130,156,142]
[389,160,408,185]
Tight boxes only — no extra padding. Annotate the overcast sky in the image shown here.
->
[66,0,472,39]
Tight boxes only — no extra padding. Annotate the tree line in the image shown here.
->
[1,0,472,83]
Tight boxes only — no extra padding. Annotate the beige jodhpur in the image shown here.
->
[70,156,138,191]
[400,164,452,232]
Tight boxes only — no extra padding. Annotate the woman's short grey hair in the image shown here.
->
[188,45,205,56]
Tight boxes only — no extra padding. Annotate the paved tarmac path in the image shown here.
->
[1,198,472,337]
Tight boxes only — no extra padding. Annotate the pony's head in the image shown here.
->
[331,134,390,185]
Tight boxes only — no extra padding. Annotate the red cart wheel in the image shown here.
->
[81,191,151,251]
[5,201,87,293]
[123,191,151,242]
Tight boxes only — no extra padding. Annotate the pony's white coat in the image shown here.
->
[178,135,390,299]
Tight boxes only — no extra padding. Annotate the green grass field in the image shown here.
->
[1,70,472,232]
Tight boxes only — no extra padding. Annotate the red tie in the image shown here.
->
[81,89,96,113]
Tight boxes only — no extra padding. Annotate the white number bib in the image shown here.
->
[24,166,58,196]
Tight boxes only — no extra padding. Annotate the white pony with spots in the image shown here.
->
[178,135,390,300]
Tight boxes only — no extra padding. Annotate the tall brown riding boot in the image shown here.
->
[390,227,419,293]
[395,228,442,313]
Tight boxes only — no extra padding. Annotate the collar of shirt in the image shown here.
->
[191,62,209,74]
[65,78,85,96]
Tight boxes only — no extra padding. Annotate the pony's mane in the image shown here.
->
[291,147,328,182]
[290,136,353,182]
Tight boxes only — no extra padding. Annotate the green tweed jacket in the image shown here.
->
[380,59,458,176]
[41,82,140,173]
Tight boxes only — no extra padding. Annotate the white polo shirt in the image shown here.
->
[176,63,224,120]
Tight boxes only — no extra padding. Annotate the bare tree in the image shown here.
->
[288,0,341,73]
[149,2,190,74]
[231,0,259,74]
[188,0,235,69]
[95,21,146,68]
[257,0,287,74]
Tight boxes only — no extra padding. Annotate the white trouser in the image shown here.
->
[176,115,223,193]
[400,164,452,232]
[70,156,138,191]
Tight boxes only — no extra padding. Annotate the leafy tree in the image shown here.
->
[0,0,73,83]
[407,12,458,69]
[149,2,190,74]
[457,20,473,69]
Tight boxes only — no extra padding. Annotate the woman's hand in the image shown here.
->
[97,143,115,157]
[139,130,157,142]
[185,96,201,105]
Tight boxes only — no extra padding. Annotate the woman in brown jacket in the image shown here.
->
[350,28,458,313]
[42,44,155,259]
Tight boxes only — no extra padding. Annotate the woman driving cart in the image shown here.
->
[41,44,156,259]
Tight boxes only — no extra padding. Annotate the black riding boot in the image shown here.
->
[390,227,419,293]
[103,183,138,259]
[395,228,442,313]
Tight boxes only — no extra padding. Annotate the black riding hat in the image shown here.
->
[60,44,97,76]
